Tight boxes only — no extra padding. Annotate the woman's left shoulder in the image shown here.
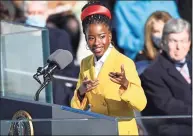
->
[117,51,134,65]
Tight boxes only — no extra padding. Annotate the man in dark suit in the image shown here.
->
[48,27,79,106]
[23,1,79,106]
[140,18,192,136]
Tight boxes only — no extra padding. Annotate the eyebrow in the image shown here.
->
[88,33,106,36]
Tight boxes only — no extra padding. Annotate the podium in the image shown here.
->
[0,96,118,135]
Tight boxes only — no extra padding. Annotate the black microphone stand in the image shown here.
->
[34,75,51,101]
[33,65,57,101]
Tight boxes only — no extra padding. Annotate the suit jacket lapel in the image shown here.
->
[160,53,190,86]
[86,48,117,81]
[97,47,117,79]
[167,67,189,85]
[89,55,95,80]
[85,47,120,95]
[186,55,192,80]
[97,47,118,94]
[82,55,95,81]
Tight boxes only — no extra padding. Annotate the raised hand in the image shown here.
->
[78,76,99,96]
[109,64,129,90]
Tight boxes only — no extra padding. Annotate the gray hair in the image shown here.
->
[162,18,191,45]
[24,1,48,15]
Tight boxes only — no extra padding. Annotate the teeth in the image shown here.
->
[94,47,102,52]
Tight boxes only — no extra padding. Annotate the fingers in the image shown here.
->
[109,76,122,82]
[87,79,99,88]
[83,76,88,81]
[87,86,98,92]
[109,64,125,78]
[110,77,121,84]
[83,77,99,92]
[91,79,99,86]
[86,81,99,92]
[109,64,126,85]
[109,72,122,78]
[109,72,121,79]
[109,72,115,77]
[83,78,98,85]
[121,64,125,74]
[83,80,92,85]
[82,76,89,84]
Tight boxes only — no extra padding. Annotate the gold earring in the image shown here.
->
[111,41,115,47]
[86,44,90,50]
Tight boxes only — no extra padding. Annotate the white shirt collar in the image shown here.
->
[94,44,113,78]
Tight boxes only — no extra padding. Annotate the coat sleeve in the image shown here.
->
[70,60,88,110]
[119,58,147,111]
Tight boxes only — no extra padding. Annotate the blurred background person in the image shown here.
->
[11,0,26,22]
[47,11,81,63]
[23,1,79,106]
[134,11,173,134]
[24,1,48,27]
[114,1,180,60]
[0,1,18,21]
[46,1,92,66]
[0,1,10,21]
[46,1,81,61]
[176,0,192,26]
[140,18,192,136]
[135,11,172,75]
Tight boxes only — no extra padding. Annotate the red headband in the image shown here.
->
[81,5,112,21]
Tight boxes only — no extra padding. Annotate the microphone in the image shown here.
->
[36,49,73,76]
[33,49,73,101]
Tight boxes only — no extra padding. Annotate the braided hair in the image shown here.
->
[81,1,112,34]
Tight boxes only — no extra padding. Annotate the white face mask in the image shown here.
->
[152,35,162,49]
[25,15,46,27]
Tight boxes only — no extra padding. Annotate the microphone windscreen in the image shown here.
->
[48,49,73,70]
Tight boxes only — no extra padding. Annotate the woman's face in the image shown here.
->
[85,23,112,58]
[151,20,165,48]
[151,20,165,38]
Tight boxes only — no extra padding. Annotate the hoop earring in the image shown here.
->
[86,44,90,50]
[110,41,115,48]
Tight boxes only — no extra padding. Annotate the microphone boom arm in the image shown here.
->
[34,76,51,101]
[34,72,53,101]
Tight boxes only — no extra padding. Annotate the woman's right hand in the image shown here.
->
[78,76,99,96]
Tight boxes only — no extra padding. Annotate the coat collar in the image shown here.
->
[88,47,118,79]
[85,47,119,94]
[159,51,191,85]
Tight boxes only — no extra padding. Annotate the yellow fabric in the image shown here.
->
[71,47,147,135]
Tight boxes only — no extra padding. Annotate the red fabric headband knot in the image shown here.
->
[81,5,112,21]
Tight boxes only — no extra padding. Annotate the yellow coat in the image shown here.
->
[71,47,147,135]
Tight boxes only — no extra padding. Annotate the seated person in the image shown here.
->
[140,18,192,136]
[135,11,172,75]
